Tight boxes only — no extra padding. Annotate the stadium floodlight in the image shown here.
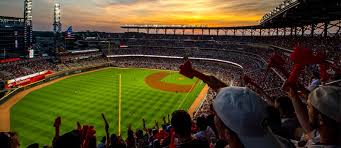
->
[53,1,62,34]
[24,0,33,50]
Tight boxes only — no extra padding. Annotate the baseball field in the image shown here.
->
[7,67,207,147]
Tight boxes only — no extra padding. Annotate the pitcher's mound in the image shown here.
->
[145,72,198,93]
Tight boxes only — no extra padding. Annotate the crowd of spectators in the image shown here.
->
[0,57,60,81]
[0,52,106,82]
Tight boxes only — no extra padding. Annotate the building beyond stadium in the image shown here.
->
[0,16,26,58]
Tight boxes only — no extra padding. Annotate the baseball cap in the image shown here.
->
[309,86,341,123]
[213,87,284,148]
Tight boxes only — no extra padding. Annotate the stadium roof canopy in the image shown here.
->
[121,24,263,30]
[260,0,341,28]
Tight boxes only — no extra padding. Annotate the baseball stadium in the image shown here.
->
[0,0,341,148]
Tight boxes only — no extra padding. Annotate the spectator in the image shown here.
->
[275,96,300,140]
[126,127,136,148]
[212,87,291,148]
[109,134,118,148]
[171,110,209,148]
[307,73,321,92]
[97,136,106,148]
[288,86,341,147]
[194,116,216,143]
[9,132,20,148]
[135,129,148,148]
[0,132,10,148]
[54,130,82,148]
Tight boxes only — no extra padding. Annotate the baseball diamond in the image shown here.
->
[6,67,206,146]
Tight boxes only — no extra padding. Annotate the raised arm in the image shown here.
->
[52,116,61,146]
[102,113,110,146]
[54,116,61,137]
[287,87,312,133]
[142,118,147,132]
[179,60,227,91]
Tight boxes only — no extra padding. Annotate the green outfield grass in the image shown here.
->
[10,68,205,147]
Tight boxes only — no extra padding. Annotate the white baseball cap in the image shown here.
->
[213,87,284,148]
[309,86,341,123]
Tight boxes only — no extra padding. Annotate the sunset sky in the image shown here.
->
[0,0,281,32]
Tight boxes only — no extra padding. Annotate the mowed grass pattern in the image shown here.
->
[10,68,205,147]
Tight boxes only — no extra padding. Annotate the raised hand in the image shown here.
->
[77,122,82,131]
[179,60,227,91]
[54,116,61,128]
[179,60,195,79]
[142,118,146,130]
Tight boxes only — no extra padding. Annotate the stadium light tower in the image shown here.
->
[53,0,62,34]
[24,0,33,50]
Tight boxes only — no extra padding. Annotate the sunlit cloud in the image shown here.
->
[0,0,282,32]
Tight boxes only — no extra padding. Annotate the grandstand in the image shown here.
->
[0,0,340,147]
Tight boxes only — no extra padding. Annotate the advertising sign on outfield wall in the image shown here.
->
[6,70,53,88]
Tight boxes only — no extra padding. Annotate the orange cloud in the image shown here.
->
[0,0,282,31]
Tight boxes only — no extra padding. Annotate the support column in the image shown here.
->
[276,28,279,36]
[164,29,167,35]
[260,29,262,36]
[182,29,185,35]
[208,29,211,35]
[216,29,219,36]
[311,24,315,37]
[234,29,236,36]
[324,21,329,37]
[147,28,150,34]
[294,27,297,36]
[268,28,271,36]
[192,29,195,35]
[173,29,176,35]
[301,26,304,36]
[290,27,293,36]
[201,29,204,35]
